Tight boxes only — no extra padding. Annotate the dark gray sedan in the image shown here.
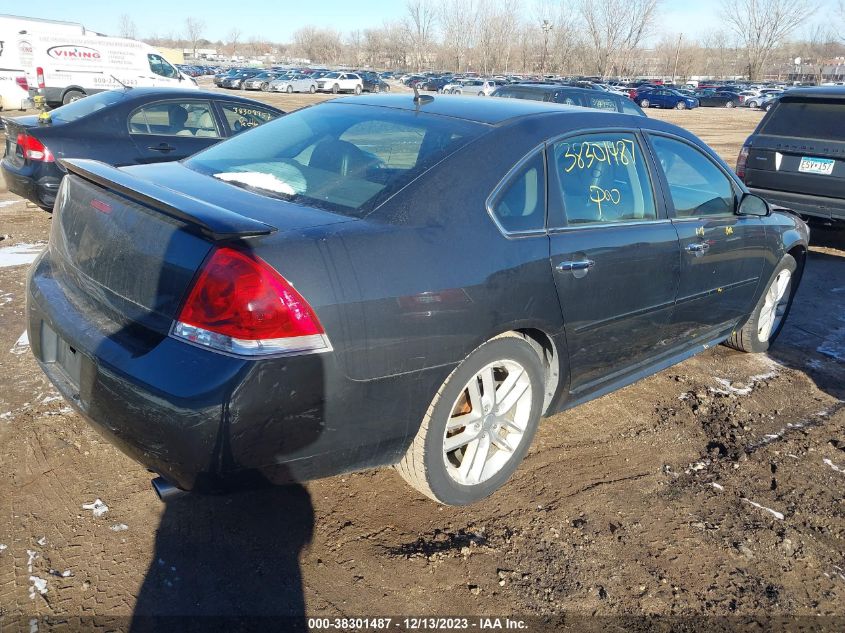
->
[26,95,808,505]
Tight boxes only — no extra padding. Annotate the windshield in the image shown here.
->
[185,102,486,217]
[323,72,340,79]
[48,90,128,125]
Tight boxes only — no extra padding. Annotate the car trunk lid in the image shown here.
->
[48,159,350,336]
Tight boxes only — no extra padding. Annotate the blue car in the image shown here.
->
[635,88,699,110]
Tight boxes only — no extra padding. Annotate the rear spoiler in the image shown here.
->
[60,159,277,241]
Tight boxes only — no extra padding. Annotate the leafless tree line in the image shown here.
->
[124,0,841,80]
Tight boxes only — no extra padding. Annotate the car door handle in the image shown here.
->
[686,242,710,254]
[556,259,595,272]
[148,143,176,152]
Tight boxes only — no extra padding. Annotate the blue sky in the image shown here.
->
[7,0,830,43]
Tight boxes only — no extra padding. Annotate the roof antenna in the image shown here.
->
[413,83,434,105]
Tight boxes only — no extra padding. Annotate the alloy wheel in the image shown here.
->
[757,269,792,342]
[442,360,532,486]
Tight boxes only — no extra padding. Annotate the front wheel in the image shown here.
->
[725,100,735,108]
[286,85,293,94]
[765,102,774,112]
[725,255,797,353]
[640,98,650,108]
[331,84,339,94]
[676,101,686,110]
[309,85,316,93]
[354,85,362,95]
[261,82,269,91]
[396,334,545,505]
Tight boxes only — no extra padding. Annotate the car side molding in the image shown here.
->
[60,158,278,241]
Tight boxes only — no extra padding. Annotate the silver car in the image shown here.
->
[242,72,280,91]
[269,74,318,94]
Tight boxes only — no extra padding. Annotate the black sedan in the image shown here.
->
[695,90,741,107]
[359,72,391,93]
[1,88,283,209]
[26,95,808,505]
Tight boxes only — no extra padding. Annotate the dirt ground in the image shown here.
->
[0,84,844,631]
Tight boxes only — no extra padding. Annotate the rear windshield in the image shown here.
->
[185,102,486,216]
[762,100,845,141]
[48,90,127,124]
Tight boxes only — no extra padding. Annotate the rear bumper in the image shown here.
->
[749,187,845,222]
[26,253,441,492]
[1,159,62,208]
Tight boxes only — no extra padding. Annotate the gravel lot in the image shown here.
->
[0,85,843,630]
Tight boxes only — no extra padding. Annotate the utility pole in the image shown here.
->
[672,33,683,85]
[540,20,553,76]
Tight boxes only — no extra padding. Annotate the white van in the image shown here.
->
[0,14,87,110]
[24,32,197,107]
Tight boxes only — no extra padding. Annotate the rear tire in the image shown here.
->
[354,85,362,95]
[725,255,797,353]
[332,84,339,94]
[261,82,269,91]
[396,333,545,505]
[676,101,686,110]
[640,98,650,108]
[309,85,316,93]
[62,89,85,105]
[286,85,293,94]
[725,100,735,108]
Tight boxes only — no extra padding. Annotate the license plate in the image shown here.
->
[799,156,835,175]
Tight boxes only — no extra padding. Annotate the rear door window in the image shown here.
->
[761,101,845,141]
[551,132,657,225]
[128,100,219,137]
[649,135,736,217]
[218,102,278,135]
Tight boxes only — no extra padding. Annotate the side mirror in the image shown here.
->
[737,192,770,217]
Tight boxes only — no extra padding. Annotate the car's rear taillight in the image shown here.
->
[172,246,331,356]
[736,145,750,181]
[15,76,28,91]
[16,133,54,162]
[36,67,45,89]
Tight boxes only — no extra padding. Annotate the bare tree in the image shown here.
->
[405,0,437,71]
[184,17,205,60]
[227,28,242,58]
[721,0,816,80]
[440,0,477,72]
[801,24,840,82]
[118,14,137,39]
[293,26,344,64]
[579,0,661,78]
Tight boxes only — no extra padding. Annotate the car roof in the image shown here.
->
[331,93,599,125]
[780,86,845,101]
[101,87,284,111]
[499,83,621,98]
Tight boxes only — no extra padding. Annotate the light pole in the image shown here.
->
[540,20,553,76]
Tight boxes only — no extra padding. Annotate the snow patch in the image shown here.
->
[214,171,296,195]
[710,371,778,396]
[27,549,37,572]
[82,499,109,517]
[0,243,45,268]
[10,330,29,355]
[709,482,724,491]
[41,395,62,404]
[28,576,47,599]
[823,458,845,475]
[110,523,128,532]
[36,536,46,546]
[742,498,784,520]
[817,325,845,362]
[0,544,7,553]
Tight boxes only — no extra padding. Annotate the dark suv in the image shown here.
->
[737,86,844,225]
[491,84,646,116]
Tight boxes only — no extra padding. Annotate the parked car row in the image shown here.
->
[213,67,390,94]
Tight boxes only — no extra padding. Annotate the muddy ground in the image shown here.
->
[0,85,844,631]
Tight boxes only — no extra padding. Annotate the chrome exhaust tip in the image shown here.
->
[151,477,187,502]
